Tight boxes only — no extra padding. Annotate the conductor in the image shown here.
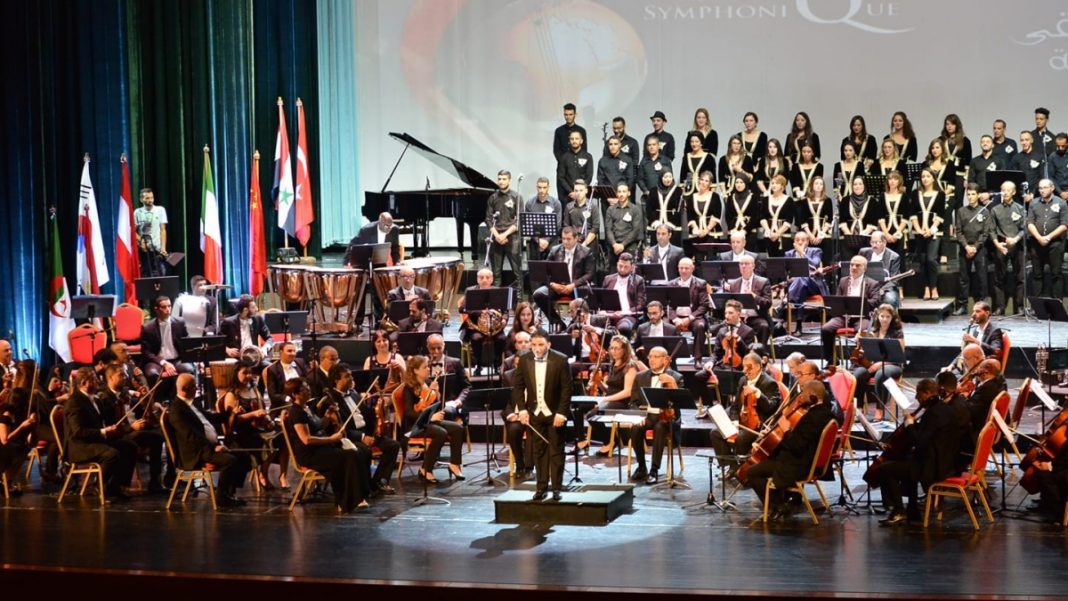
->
[515,331,573,501]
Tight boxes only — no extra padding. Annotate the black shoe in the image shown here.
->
[879,512,908,526]
[375,482,396,495]
[532,490,548,502]
[992,308,1004,316]
[218,495,247,508]
[952,306,967,316]
[551,491,563,502]
[647,469,659,483]
[148,481,169,495]
[629,468,648,483]
[767,504,789,522]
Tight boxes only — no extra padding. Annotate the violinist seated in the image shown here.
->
[364,329,406,394]
[306,345,341,401]
[876,378,967,526]
[322,365,398,496]
[961,301,1004,359]
[63,368,138,501]
[859,231,902,308]
[689,300,756,416]
[628,346,683,483]
[531,225,595,331]
[220,294,272,368]
[9,359,60,484]
[820,255,882,364]
[599,252,647,339]
[632,301,677,360]
[851,304,906,422]
[392,298,444,341]
[501,332,534,479]
[965,358,1006,443]
[724,254,773,345]
[458,268,505,371]
[97,364,168,493]
[950,343,986,383]
[581,335,643,457]
[1027,435,1068,520]
[566,298,611,377]
[708,352,783,472]
[387,266,433,302]
[395,356,465,483]
[220,360,276,490]
[0,398,35,493]
[426,334,471,425]
[667,257,711,363]
[744,380,836,522]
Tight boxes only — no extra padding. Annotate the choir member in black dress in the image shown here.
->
[833,140,866,199]
[843,115,878,170]
[647,170,685,246]
[840,176,880,258]
[738,111,768,163]
[755,138,788,197]
[942,114,972,205]
[760,174,795,257]
[686,171,724,255]
[725,177,760,238]
[873,138,906,177]
[789,142,824,200]
[910,168,948,300]
[798,175,835,255]
[923,137,957,198]
[680,132,715,194]
[718,135,755,198]
[785,111,821,168]
[885,111,918,162]
[877,170,911,256]
[690,107,718,157]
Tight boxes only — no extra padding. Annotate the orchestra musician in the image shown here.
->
[877,171,910,256]
[679,132,715,193]
[596,137,637,198]
[989,181,1027,315]
[606,181,644,258]
[783,231,830,310]
[842,115,878,169]
[1028,432,1068,520]
[820,256,883,364]
[839,176,879,258]
[98,364,167,493]
[885,111,918,162]
[504,302,544,356]
[514,331,572,502]
[760,174,795,257]
[745,379,834,521]
[876,377,966,526]
[426,333,472,426]
[264,340,307,409]
[220,360,275,490]
[964,358,1007,447]
[501,331,533,479]
[343,211,400,266]
[284,378,369,512]
[306,345,340,401]
[709,352,784,473]
[784,111,821,169]
[139,295,196,387]
[0,373,35,490]
[688,300,752,411]
[532,226,594,330]
[585,335,642,457]
[910,168,948,301]
[600,252,646,339]
[644,223,686,281]
[851,304,905,422]
[566,299,610,371]
[718,135,755,197]
[684,171,723,257]
[364,329,406,394]
[394,298,444,337]
[719,230,760,266]
[486,169,523,294]
[524,177,564,262]
[738,111,768,163]
[396,355,465,483]
[646,171,684,246]
[724,255,772,345]
[859,231,902,309]
[632,300,677,361]
[459,268,504,370]
[386,266,433,303]
[628,346,683,483]
[174,275,217,337]
[63,368,138,501]
[9,360,59,483]
[221,294,271,363]
[323,365,399,496]
[667,258,710,362]
[954,185,991,315]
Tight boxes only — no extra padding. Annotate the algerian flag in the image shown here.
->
[48,212,75,363]
[200,146,223,284]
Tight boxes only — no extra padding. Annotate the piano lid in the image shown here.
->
[388,132,496,190]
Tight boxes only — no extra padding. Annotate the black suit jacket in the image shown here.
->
[774,402,836,484]
[644,244,685,280]
[737,372,782,421]
[395,317,444,335]
[387,285,432,303]
[906,399,967,486]
[859,247,902,279]
[430,356,471,406]
[167,399,220,469]
[668,276,710,320]
[724,275,773,316]
[601,273,646,314]
[835,275,883,309]
[966,376,1006,436]
[631,368,684,411]
[633,320,679,353]
[713,322,756,364]
[325,388,377,440]
[63,391,108,462]
[305,366,333,402]
[264,359,307,408]
[344,221,401,266]
[512,350,572,419]
[220,314,271,351]
[975,323,1004,358]
[139,317,190,366]
[545,243,594,288]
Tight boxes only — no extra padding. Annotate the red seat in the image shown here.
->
[924,421,997,529]
[112,303,144,353]
[67,323,107,365]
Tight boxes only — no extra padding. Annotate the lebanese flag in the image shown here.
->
[249,150,267,295]
[294,98,315,247]
[200,146,223,285]
[272,98,296,239]
[48,210,76,363]
[76,155,110,295]
[116,154,140,303]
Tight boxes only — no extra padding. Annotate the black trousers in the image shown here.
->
[302,446,365,512]
[489,235,523,295]
[990,244,1025,314]
[531,414,565,494]
[630,415,678,472]
[912,235,942,288]
[352,433,399,486]
[709,428,756,472]
[1031,239,1064,298]
[68,439,137,495]
[743,457,785,505]
[416,419,464,470]
[123,428,165,483]
[821,316,869,363]
[877,458,919,514]
[504,419,533,472]
[957,245,988,305]
[199,449,252,497]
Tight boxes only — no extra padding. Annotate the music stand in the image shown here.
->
[764,257,811,285]
[463,387,511,486]
[701,261,741,286]
[465,287,514,313]
[134,276,180,309]
[349,242,392,330]
[388,299,435,323]
[71,294,116,323]
[588,184,617,203]
[640,336,689,367]
[394,332,432,356]
[987,170,1026,195]
[528,260,571,287]
[263,311,308,341]
[587,288,623,313]
[708,293,758,319]
[693,243,731,256]
[844,235,871,252]
[179,335,227,399]
[641,387,694,489]
[645,286,690,314]
[862,175,887,197]
[549,333,575,358]
[864,260,888,282]
[904,162,924,187]
[520,212,559,241]
[860,336,907,424]
[637,263,668,283]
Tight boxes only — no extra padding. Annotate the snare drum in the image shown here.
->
[267,264,308,304]
[371,256,464,314]
[209,359,239,391]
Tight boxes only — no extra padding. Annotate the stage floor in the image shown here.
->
[3,403,1066,600]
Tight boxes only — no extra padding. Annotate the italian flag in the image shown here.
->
[48,211,76,363]
[200,146,223,285]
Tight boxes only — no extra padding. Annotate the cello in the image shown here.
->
[737,392,814,485]
[861,388,941,487]
[1019,408,1068,494]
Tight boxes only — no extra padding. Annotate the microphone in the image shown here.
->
[425,176,431,191]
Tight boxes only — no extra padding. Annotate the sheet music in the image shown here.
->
[1029,380,1059,411]
[709,404,738,439]
[991,411,1014,443]
[855,411,881,443]
[883,379,917,413]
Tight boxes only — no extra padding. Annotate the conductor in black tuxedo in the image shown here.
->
[167,373,251,506]
[63,367,137,500]
[515,331,573,501]
[343,211,401,267]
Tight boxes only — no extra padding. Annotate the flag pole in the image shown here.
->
[278,96,290,250]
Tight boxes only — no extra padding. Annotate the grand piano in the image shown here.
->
[363,132,496,258]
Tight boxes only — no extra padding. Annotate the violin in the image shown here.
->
[956,361,980,397]
[653,339,685,423]
[585,323,611,396]
[1019,408,1068,494]
[414,378,439,413]
[720,325,743,368]
[851,332,873,369]
[737,385,761,432]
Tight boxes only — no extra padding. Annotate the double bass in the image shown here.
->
[1019,408,1068,494]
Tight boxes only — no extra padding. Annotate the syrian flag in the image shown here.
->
[116,154,140,303]
[294,98,315,246]
[200,146,223,285]
[48,210,76,363]
[76,154,110,295]
[272,97,296,239]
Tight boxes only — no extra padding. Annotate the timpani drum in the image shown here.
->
[371,256,464,317]
[209,359,239,391]
[303,266,368,331]
[267,264,309,305]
